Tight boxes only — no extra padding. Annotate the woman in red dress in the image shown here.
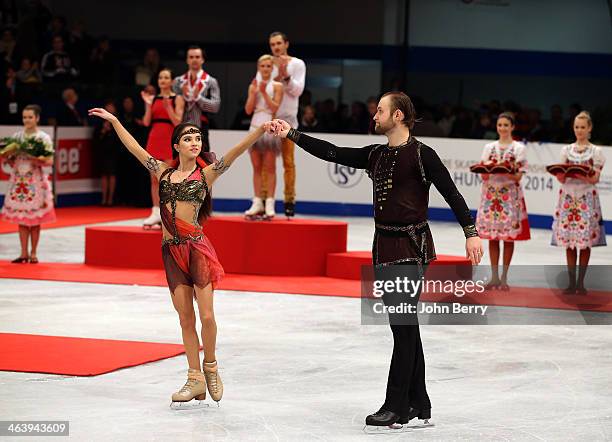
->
[141,68,185,228]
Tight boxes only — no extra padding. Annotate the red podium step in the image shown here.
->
[85,216,347,276]
[326,251,471,280]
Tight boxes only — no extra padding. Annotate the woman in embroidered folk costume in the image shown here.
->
[551,111,606,294]
[0,104,56,263]
[243,54,283,220]
[476,112,530,290]
[88,106,265,407]
[141,68,185,228]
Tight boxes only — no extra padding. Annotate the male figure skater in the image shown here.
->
[267,92,483,429]
[173,45,221,152]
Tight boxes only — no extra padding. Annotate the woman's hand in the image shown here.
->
[258,80,268,94]
[88,108,118,123]
[140,90,154,106]
[268,119,291,138]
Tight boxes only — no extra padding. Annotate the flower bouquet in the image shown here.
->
[0,136,54,160]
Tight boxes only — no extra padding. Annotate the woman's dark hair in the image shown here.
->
[380,91,417,129]
[497,111,515,125]
[159,67,173,78]
[170,123,215,222]
[23,104,41,117]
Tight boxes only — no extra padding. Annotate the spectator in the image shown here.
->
[316,99,337,132]
[547,104,565,143]
[346,101,369,134]
[437,102,456,137]
[16,57,42,84]
[56,87,86,126]
[117,95,149,206]
[134,48,161,88]
[298,105,320,132]
[0,29,16,63]
[366,96,377,134]
[15,57,41,105]
[230,98,251,130]
[41,34,78,82]
[450,107,473,138]
[44,16,69,50]
[68,19,94,78]
[89,36,115,84]
[470,112,496,139]
[413,109,445,137]
[1,65,21,124]
[525,109,547,141]
[92,100,121,206]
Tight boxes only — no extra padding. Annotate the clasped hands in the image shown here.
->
[262,119,291,137]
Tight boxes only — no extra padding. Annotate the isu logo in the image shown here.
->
[327,162,363,188]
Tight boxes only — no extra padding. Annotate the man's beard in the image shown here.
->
[374,120,392,135]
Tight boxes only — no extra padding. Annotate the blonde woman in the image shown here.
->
[243,54,283,220]
[551,111,606,294]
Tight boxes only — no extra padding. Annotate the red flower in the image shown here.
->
[575,215,581,221]
[568,215,574,221]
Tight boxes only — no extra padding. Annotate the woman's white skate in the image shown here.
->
[143,207,162,230]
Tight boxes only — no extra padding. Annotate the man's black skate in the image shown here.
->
[284,201,295,219]
[363,407,434,434]
[365,409,400,426]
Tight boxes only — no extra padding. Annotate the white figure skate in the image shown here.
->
[263,197,275,220]
[143,206,162,230]
[244,197,265,221]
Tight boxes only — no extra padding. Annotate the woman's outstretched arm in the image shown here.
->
[204,126,265,186]
[89,107,168,178]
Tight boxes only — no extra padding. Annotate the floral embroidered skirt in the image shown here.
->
[1,157,56,226]
[551,181,606,249]
[476,179,530,241]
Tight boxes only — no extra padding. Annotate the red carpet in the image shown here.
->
[0,206,149,234]
[1,260,611,312]
[0,333,185,376]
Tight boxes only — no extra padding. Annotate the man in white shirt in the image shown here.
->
[264,32,306,217]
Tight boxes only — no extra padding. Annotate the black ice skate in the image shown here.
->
[363,407,434,434]
[284,201,295,219]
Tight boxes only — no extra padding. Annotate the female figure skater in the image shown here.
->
[1,104,56,263]
[88,106,265,406]
[476,112,530,290]
[243,54,283,220]
[141,68,185,228]
[552,111,606,294]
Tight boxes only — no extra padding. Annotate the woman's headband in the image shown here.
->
[174,127,202,144]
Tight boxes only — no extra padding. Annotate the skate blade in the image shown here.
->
[143,224,161,230]
[363,419,434,434]
[170,400,210,411]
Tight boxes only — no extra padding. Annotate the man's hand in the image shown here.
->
[466,236,484,265]
[268,119,291,138]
